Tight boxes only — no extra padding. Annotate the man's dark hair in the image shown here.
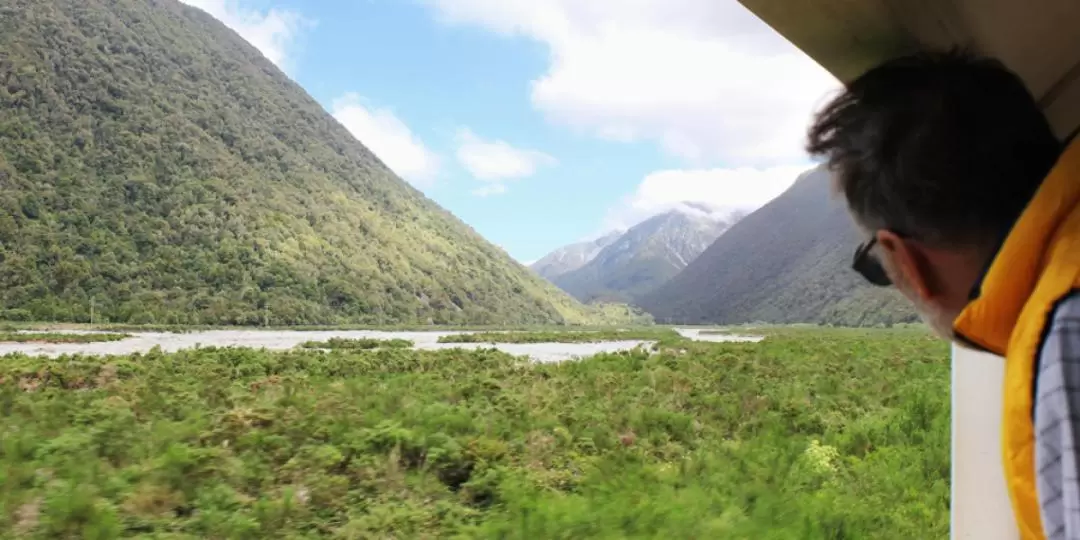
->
[806,49,1062,247]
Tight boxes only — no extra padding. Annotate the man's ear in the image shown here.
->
[876,230,936,300]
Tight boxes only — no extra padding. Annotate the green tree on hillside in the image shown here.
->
[0,0,621,326]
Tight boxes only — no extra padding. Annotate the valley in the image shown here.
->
[532,168,917,327]
[533,203,743,304]
[0,0,951,537]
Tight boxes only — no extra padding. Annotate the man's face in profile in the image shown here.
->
[853,230,960,341]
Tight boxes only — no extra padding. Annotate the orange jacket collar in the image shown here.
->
[954,139,1080,355]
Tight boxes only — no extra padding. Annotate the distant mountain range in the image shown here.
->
[637,167,917,326]
[531,231,623,283]
[531,203,743,303]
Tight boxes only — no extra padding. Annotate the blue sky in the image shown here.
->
[179,0,838,263]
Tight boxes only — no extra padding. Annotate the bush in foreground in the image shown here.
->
[0,328,949,537]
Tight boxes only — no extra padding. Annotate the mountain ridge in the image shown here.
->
[530,230,623,282]
[637,166,917,326]
[0,0,619,326]
[535,204,740,303]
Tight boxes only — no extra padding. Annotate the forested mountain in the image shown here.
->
[638,167,917,326]
[530,231,622,282]
[540,205,739,303]
[0,0,615,326]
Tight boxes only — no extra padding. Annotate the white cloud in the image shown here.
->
[331,93,441,188]
[455,128,556,195]
[427,0,840,166]
[603,165,814,231]
[178,0,312,72]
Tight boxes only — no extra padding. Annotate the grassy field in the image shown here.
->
[0,332,130,344]
[0,327,949,538]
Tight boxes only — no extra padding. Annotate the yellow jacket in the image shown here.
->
[954,136,1080,539]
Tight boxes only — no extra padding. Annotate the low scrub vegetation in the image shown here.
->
[0,332,130,344]
[299,337,414,350]
[437,328,681,344]
[0,327,948,537]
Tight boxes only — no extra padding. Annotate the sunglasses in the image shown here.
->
[852,236,893,287]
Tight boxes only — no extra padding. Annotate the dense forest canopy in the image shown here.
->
[0,0,631,326]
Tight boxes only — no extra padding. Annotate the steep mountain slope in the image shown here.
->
[549,205,740,303]
[0,0,608,326]
[530,231,622,281]
[638,167,917,326]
